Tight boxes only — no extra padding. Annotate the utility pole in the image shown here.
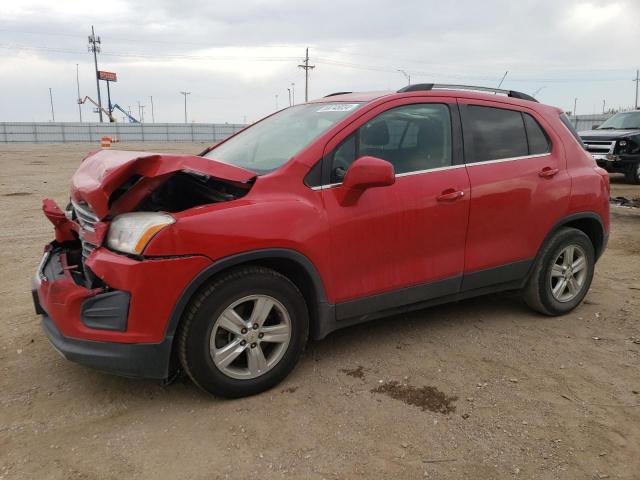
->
[633,69,639,109]
[150,96,155,123]
[137,101,145,123]
[76,64,83,122]
[497,71,509,89]
[298,48,315,102]
[291,83,295,105]
[180,91,191,123]
[105,80,113,120]
[397,69,411,85]
[602,99,606,114]
[573,98,578,127]
[48,88,55,122]
[287,88,291,106]
[88,26,103,122]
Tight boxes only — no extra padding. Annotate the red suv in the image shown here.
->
[33,84,610,397]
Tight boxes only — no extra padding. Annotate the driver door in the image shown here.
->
[321,99,470,318]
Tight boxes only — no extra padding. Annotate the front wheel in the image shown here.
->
[523,227,595,316]
[178,266,309,398]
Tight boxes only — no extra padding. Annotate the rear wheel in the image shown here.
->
[624,163,640,184]
[523,227,595,315]
[178,266,309,398]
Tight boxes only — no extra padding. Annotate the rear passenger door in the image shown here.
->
[459,100,571,289]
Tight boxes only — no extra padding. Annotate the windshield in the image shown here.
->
[597,111,640,130]
[204,103,363,173]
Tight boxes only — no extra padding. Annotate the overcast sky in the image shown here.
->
[0,0,638,123]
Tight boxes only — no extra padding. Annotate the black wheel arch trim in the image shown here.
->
[163,248,332,344]
[539,211,607,261]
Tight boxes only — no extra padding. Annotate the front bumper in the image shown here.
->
[33,242,211,379]
[40,313,172,379]
[593,153,639,172]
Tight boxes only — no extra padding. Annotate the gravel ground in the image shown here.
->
[1,143,639,480]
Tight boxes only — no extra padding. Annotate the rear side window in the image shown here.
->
[559,113,586,149]
[466,106,528,162]
[523,113,551,154]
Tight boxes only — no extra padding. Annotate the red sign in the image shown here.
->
[98,71,117,82]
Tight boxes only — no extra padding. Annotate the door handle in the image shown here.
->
[436,189,465,202]
[538,167,559,178]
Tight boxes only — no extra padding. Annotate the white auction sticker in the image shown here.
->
[316,104,359,112]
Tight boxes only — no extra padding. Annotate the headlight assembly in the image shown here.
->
[106,212,175,255]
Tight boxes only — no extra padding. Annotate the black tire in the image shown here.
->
[624,163,640,184]
[523,227,595,316]
[178,266,309,398]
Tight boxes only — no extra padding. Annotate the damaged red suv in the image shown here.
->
[33,84,610,397]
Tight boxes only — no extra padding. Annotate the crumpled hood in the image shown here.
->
[579,129,640,140]
[71,150,256,218]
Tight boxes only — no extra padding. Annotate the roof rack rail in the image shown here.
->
[397,83,538,102]
[324,91,353,97]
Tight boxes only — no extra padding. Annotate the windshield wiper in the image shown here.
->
[597,127,617,129]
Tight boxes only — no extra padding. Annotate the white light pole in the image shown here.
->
[180,91,191,123]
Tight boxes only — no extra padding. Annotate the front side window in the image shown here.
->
[205,103,362,174]
[330,103,452,183]
[466,105,528,162]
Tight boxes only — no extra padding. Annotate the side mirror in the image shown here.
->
[338,156,395,205]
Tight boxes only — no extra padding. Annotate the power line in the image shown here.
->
[0,41,634,85]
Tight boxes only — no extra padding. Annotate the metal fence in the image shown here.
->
[0,122,246,143]
[0,114,618,143]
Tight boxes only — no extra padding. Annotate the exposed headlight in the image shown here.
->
[106,212,175,255]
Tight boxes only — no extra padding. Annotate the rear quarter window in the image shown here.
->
[559,113,586,149]
[523,113,551,154]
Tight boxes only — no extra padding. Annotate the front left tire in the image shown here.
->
[177,266,309,398]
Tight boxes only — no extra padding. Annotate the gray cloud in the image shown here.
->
[0,0,638,122]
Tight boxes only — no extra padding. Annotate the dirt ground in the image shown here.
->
[1,143,639,480]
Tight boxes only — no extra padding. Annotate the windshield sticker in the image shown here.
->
[316,104,359,113]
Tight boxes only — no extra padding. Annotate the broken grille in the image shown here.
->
[71,199,99,260]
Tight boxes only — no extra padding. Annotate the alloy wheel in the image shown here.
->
[209,295,292,379]
[549,244,588,303]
